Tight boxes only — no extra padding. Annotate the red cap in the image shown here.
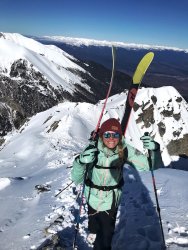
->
[99,118,122,137]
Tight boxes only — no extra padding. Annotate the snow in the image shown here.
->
[43,35,188,53]
[2,33,83,70]
[0,33,91,93]
[0,86,188,249]
[0,178,11,190]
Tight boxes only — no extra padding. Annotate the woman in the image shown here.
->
[71,118,163,250]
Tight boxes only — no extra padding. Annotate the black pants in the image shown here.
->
[88,204,118,250]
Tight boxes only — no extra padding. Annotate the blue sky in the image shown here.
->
[0,0,188,49]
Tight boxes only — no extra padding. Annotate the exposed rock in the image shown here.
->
[136,104,155,128]
[160,108,174,117]
[172,127,183,137]
[176,97,182,103]
[167,134,188,156]
[133,102,140,112]
[0,137,5,146]
[151,95,157,104]
[47,121,60,133]
[157,121,166,137]
[35,184,51,193]
[43,115,53,124]
[0,104,14,136]
[173,113,181,121]
[0,33,5,39]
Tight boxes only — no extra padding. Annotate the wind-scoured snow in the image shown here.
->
[0,33,90,93]
[0,178,11,190]
[0,86,188,249]
[43,35,188,53]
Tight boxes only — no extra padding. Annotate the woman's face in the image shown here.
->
[102,131,120,149]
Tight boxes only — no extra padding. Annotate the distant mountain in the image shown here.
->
[32,35,188,102]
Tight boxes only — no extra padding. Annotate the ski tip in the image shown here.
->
[111,45,116,58]
[111,44,116,51]
[133,51,154,84]
[141,51,154,64]
[147,52,154,63]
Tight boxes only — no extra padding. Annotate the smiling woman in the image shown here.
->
[71,117,163,249]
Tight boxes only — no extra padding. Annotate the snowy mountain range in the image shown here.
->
[34,35,188,103]
[0,32,188,249]
[38,35,188,53]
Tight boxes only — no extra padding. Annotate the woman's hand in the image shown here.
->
[140,134,160,151]
[79,141,98,164]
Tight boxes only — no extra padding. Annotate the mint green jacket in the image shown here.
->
[71,137,163,211]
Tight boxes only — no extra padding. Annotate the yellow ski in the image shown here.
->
[121,52,154,134]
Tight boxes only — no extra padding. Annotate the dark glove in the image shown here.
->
[89,129,100,142]
[140,133,160,151]
[79,141,98,164]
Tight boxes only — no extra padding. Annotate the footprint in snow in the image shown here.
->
[166,222,188,247]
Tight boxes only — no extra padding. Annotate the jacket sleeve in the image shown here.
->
[71,155,86,185]
[71,141,98,185]
[126,143,164,171]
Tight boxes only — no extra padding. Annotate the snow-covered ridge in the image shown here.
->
[42,35,188,53]
[0,32,89,92]
[0,86,188,249]
[1,86,188,168]
[0,32,83,70]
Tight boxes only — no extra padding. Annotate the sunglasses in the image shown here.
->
[103,132,120,139]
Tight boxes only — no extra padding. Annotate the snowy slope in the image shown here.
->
[0,86,188,249]
[0,32,90,93]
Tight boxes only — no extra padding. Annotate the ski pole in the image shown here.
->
[55,181,73,197]
[73,165,89,249]
[73,135,99,247]
[144,132,166,249]
[92,45,116,139]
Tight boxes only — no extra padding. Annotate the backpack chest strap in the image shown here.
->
[94,165,119,169]
[85,177,124,191]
